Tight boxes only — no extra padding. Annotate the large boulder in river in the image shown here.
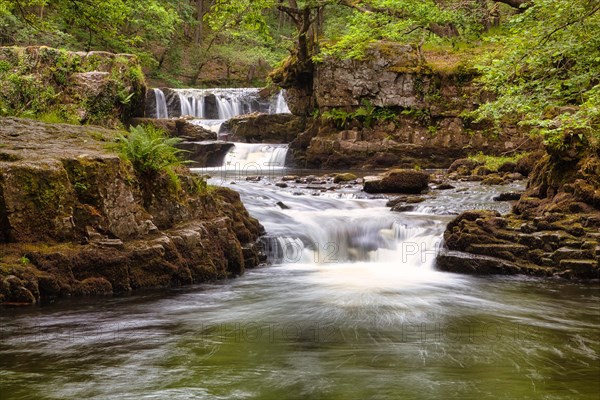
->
[363,169,429,194]
[222,113,306,143]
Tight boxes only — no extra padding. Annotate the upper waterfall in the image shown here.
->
[146,88,290,119]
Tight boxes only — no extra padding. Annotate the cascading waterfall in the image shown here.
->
[221,143,288,171]
[150,88,290,119]
[4,173,595,399]
[272,90,291,114]
[154,88,169,119]
[261,209,443,268]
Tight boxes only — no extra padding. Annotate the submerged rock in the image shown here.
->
[494,192,522,201]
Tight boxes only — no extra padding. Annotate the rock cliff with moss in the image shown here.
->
[0,117,264,305]
[0,46,145,128]
[271,42,539,169]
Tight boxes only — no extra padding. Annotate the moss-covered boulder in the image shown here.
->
[0,46,145,127]
[363,169,429,194]
[0,117,264,305]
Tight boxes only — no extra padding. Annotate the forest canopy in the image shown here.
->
[0,0,598,147]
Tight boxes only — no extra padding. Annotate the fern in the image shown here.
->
[116,125,187,183]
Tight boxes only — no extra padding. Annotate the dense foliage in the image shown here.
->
[1,0,598,151]
[116,124,185,182]
[473,0,600,151]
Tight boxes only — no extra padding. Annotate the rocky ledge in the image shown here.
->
[0,117,264,305]
[436,148,600,279]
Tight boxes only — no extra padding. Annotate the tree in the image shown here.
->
[474,0,600,151]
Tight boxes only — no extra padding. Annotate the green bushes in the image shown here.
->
[321,100,397,129]
[0,46,145,127]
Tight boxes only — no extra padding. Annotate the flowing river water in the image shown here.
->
[1,172,599,399]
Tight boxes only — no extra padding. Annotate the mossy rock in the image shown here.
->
[0,46,146,127]
[333,173,358,183]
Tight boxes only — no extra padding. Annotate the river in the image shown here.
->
[1,175,598,399]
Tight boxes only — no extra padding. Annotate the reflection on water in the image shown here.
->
[0,178,598,400]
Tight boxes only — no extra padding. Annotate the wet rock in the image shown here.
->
[405,196,426,204]
[436,251,523,275]
[2,275,37,304]
[473,166,493,176]
[275,182,288,188]
[448,159,482,175]
[223,113,306,143]
[436,183,455,190]
[333,173,358,183]
[494,192,522,201]
[481,175,505,185]
[276,201,290,209]
[468,243,529,261]
[391,204,416,212]
[498,161,517,173]
[363,170,429,194]
[177,141,234,168]
[558,260,599,279]
[386,196,408,207]
[551,247,591,263]
[504,172,525,181]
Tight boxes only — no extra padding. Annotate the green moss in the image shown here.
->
[468,152,529,171]
[0,46,147,127]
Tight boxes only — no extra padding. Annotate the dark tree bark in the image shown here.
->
[493,0,530,11]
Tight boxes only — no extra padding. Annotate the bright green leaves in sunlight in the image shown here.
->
[0,0,182,67]
[474,0,600,150]
[205,0,276,42]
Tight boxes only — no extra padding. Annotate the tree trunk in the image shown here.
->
[195,0,204,44]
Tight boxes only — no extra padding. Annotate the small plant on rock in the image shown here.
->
[116,125,186,187]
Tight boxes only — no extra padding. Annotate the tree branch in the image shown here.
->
[493,0,530,12]
[337,0,408,19]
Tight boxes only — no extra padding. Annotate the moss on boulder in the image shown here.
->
[0,117,264,305]
[0,46,145,128]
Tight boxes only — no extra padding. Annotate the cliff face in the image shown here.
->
[0,118,264,305]
[0,46,145,128]
[285,42,539,169]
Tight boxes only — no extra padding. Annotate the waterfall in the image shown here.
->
[272,90,291,114]
[178,93,194,117]
[222,143,288,171]
[148,88,290,119]
[225,182,448,269]
[154,88,169,119]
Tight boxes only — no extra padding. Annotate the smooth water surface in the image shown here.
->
[1,179,598,400]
